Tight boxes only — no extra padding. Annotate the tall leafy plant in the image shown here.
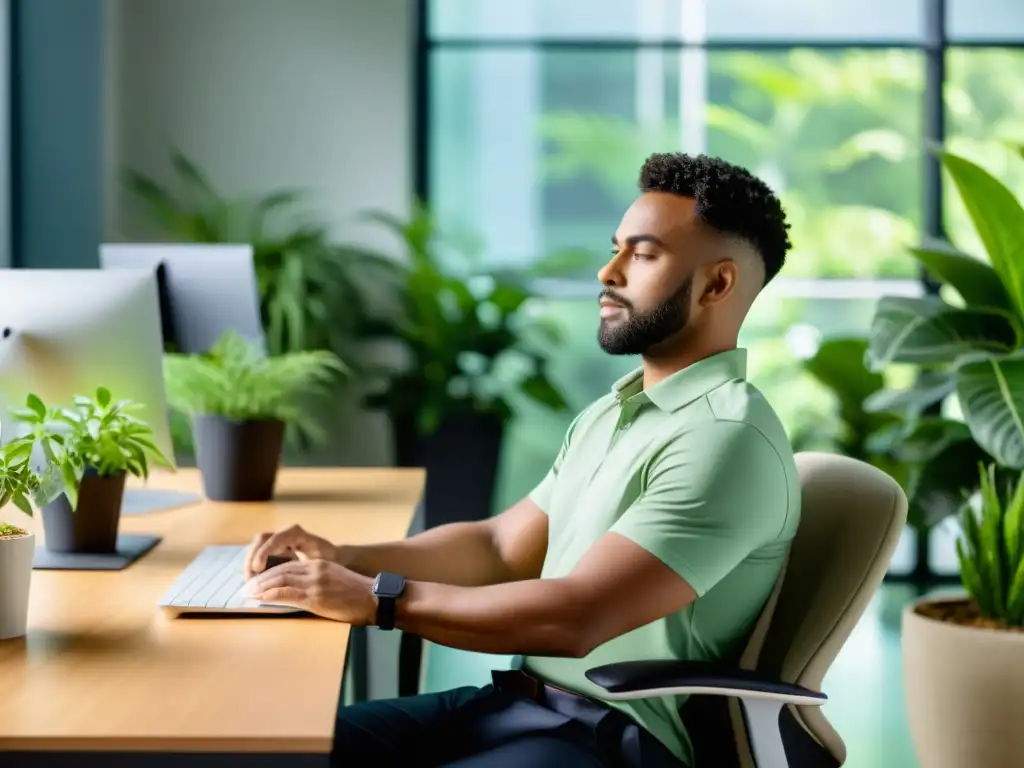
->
[359,203,587,435]
[866,148,1024,525]
[793,337,972,528]
[124,148,397,357]
[795,337,900,460]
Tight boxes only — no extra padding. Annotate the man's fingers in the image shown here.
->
[250,559,313,591]
[244,532,272,579]
[248,525,308,577]
[255,586,308,608]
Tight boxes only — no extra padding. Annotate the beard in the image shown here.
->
[597,274,694,356]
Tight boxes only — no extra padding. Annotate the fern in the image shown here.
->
[164,330,346,442]
[957,463,1024,627]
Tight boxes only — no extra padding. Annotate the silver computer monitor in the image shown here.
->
[99,243,264,354]
[0,268,199,514]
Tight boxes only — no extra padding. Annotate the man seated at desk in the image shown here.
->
[244,153,800,768]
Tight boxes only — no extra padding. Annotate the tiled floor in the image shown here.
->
[422,582,943,767]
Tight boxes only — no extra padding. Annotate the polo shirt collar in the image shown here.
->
[611,348,748,412]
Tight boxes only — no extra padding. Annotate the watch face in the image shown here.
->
[375,572,405,598]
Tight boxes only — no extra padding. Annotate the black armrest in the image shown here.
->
[585,660,827,704]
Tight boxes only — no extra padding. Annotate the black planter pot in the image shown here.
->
[41,469,127,554]
[194,415,286,502]
[393,411,505,528]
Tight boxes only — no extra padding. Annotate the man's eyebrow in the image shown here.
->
[611,234,667,248]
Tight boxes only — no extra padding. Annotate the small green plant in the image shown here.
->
[163,330,347,442]
[8,388,172,509]
[0,433,40,522]
[957,463,1024,628]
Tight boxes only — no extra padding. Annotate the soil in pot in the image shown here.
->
[41,470,127,553]
[0,525,35,640]
[915,599,1024,632]
[194,416,285,502]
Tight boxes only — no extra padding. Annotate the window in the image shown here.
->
[421,0,1024,579]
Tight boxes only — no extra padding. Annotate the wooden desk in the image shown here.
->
[0,467,423,765]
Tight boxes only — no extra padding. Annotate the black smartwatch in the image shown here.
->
[372,572,406,631]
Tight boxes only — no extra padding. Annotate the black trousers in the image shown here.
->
[332,671,685,767]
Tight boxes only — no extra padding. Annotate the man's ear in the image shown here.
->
[699,260,738,305]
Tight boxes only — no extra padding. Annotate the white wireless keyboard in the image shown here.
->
[158,545,301,617]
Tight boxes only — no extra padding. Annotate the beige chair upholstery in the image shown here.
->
[587,451,908,767]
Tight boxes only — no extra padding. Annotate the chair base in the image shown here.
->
[686,697,840,767]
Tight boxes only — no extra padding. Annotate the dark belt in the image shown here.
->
[491,669,681,767]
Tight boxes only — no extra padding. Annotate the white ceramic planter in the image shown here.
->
[0,529,35,640]
[903,596,1024,768]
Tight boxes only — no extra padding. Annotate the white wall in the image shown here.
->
[105,0,415,468]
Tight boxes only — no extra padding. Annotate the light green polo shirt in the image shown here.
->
[523,348,800,765]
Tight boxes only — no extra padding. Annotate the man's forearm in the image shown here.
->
[336,521,515,586]
[393,578,592,658]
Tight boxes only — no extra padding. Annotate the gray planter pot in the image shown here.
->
[194,415,285,502]
[40,470,127,553]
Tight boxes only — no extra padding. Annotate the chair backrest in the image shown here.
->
[734,451,908,765]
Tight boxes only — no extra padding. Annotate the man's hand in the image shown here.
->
[244,524,338,579]
[247,559,377,624]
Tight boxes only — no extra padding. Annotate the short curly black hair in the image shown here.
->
[638,152,791,284]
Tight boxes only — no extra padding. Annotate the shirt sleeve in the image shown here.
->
[610,420,791,598]
[529,407,589,514]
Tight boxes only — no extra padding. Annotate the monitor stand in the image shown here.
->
[121,487,202,515]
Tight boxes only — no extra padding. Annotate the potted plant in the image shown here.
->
[903,463,1024,767]
[865,147,1024,764]
[163,329,346,502]
[865,150,1024,469]
[8,388,172,554]
[0,434,40,640]
[358,203,584,525]
[800,336,988,581]
[124,147,398,359]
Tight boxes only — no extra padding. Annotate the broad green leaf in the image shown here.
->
[11,493,33,517]
[519,374,569,411]
[940,151,1024,318]
[96,386,111,408]
[863,370,956,415]
[61,461,79,510]
[892,417,972,463]
[906,439,990,529]
[26,394,46,419]
[956,355,1024,469]
[5,438,34,462]
[866,295,1019,370]
[909,246,1015,312]
[804,337,883,407]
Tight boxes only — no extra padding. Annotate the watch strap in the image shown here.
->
[376,595,398,631]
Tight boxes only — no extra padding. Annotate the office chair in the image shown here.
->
[586,452,909,767]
